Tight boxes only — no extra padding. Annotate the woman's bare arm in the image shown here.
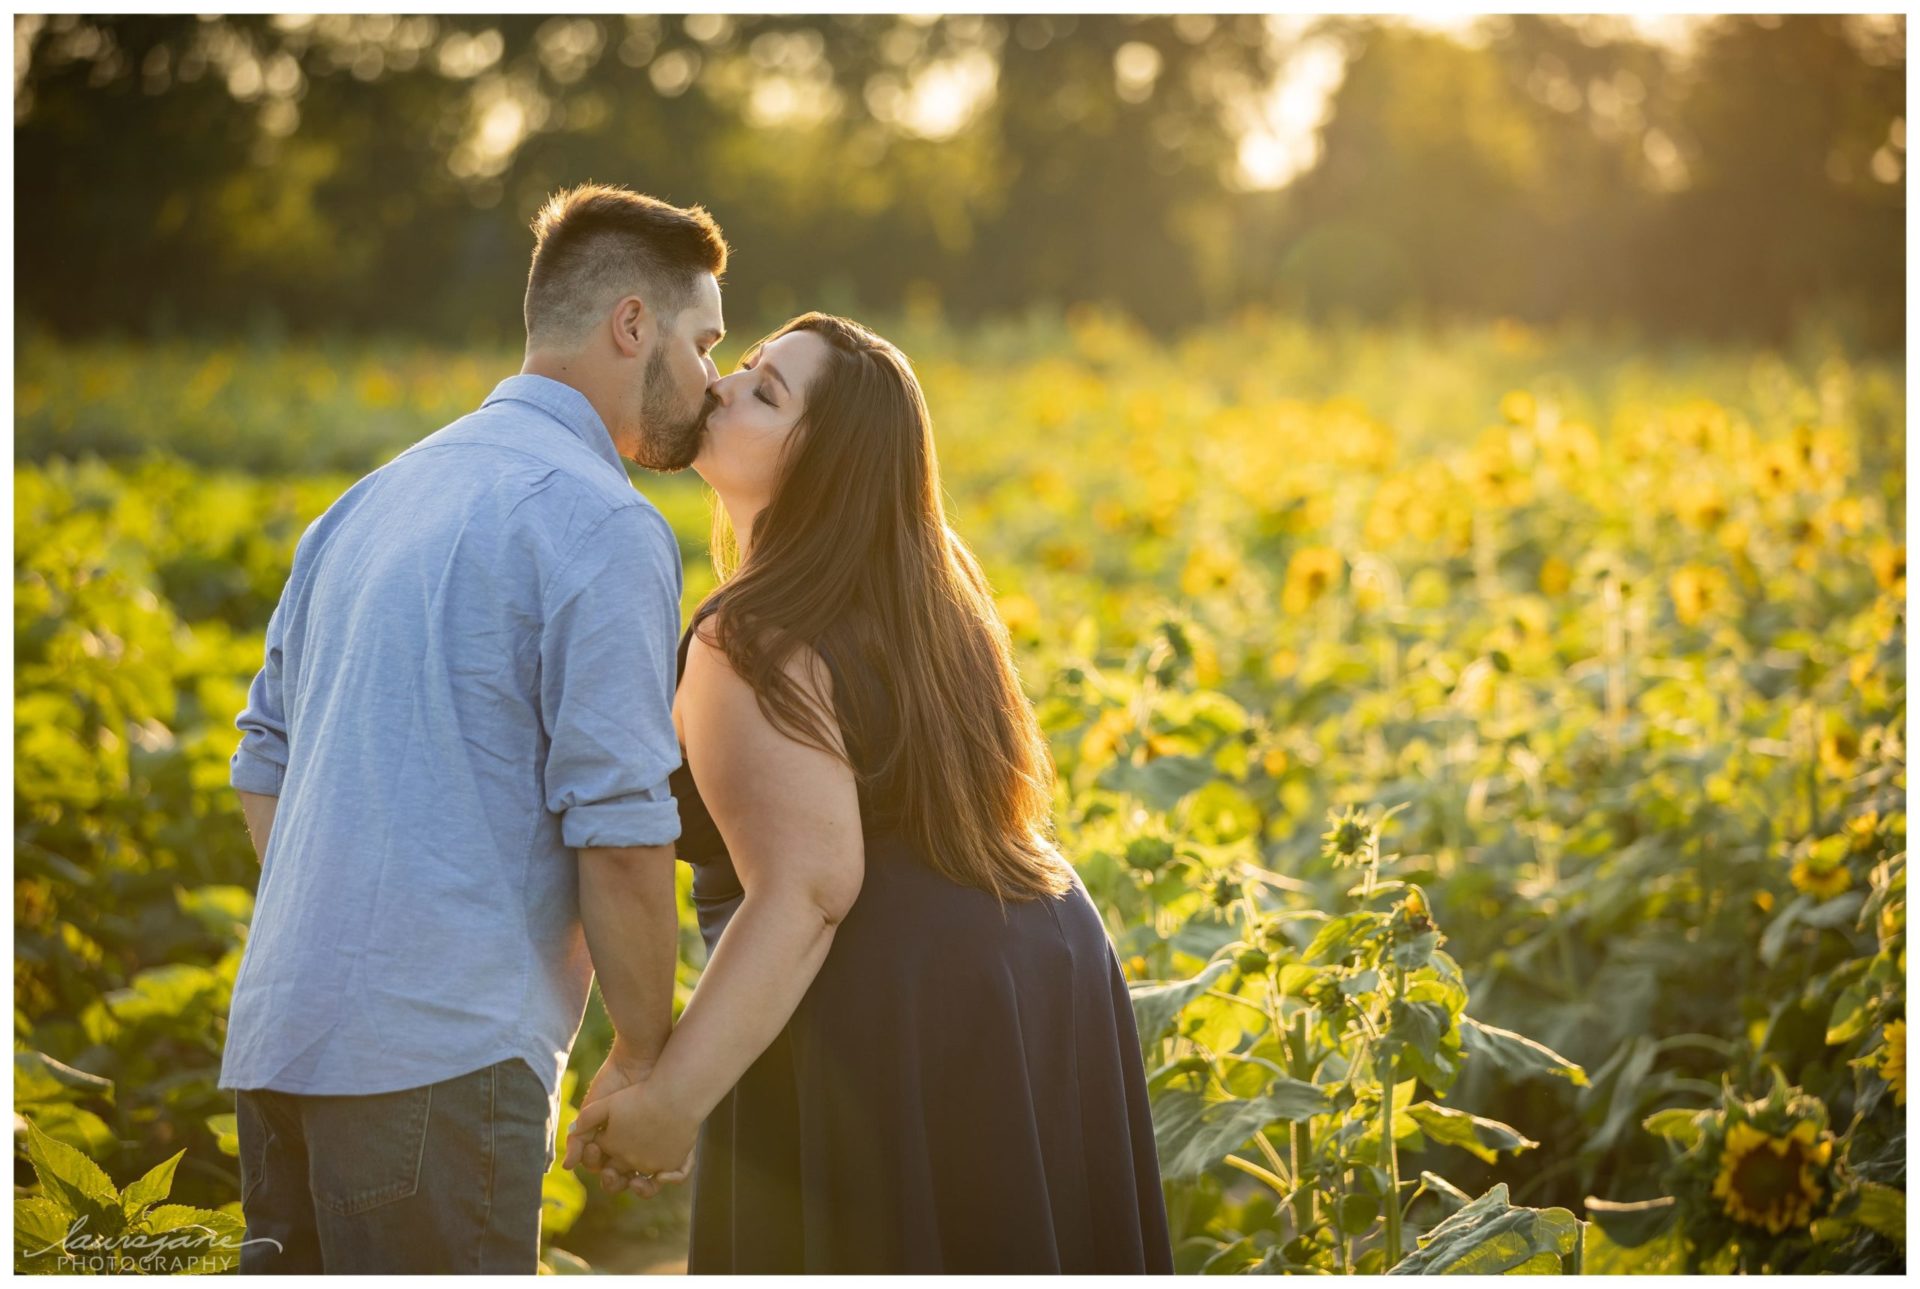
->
[565,630,863,1174]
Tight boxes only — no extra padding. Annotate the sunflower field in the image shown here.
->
[14,310,1906,1274]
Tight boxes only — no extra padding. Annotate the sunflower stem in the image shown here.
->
[1381,963,1407,1269]
[1288,1010,1317,1238]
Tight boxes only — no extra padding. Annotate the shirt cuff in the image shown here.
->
[230,745,286,796]
[560,794,681,849]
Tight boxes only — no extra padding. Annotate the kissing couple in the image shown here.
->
[218,184,1173,1274]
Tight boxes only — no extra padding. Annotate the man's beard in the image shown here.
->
[630,347,709,472]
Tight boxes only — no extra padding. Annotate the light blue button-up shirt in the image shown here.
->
[220,374,683,1103]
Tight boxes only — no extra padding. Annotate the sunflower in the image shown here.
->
[1282,546,1343,616]
[1671,399,1731,454]
[1078,709,1134,767]
[1711,1119,1832,1235]
[1819,728,1860,781]
[1321,804,1370,864]
[1670,564,1732,627]
[1091,498,1131,534]
[1500,389,1537,426]
[1538,554,1572,596]
[1541,420,1600,472]
[1674,479,1729,530]
[1180,544,1241,598]
[1845,811,1881,855]
[1752,443,1801,499]
[995,592,1040,641]
[1364,477,1414,548]
[1870,542,1906,596]
[1823,496,1866,535]
[1879,1020,1905,1106]
[1789,858,1851,900]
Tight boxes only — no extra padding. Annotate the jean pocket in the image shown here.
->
[311,1082,434,1217]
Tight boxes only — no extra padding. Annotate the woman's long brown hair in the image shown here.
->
[699,312,1071,903]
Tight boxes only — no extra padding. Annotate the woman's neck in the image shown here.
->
[716,489,766,568]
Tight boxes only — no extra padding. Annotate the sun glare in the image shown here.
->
[899,49,997,141]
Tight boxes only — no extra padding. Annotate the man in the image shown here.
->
[221,184,726,1273]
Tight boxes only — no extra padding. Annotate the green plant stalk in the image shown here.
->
[1380,963,1407,1269]
[1288,1010,1317,1237]
[1253,1124,1292,1184]
[1797,699,1812,833]
[1379,1049,1401,1268]
[1224,1151,1289,1196]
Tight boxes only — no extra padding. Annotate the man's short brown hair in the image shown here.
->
[523,184,729,346]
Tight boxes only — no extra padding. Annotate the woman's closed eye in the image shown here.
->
[754,384,776,407]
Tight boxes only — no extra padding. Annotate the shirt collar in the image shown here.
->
[481,374,627,479]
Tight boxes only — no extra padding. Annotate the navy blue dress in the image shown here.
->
[670,615,1174,1273]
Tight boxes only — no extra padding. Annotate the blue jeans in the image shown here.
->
[233,1058,555,1274]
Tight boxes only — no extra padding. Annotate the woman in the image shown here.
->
[563,313,1172,1273]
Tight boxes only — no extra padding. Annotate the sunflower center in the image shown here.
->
[1730,1141,1803,1211]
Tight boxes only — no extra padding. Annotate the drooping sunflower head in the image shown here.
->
[1710,1115,1834,1236]
[1880,1020,1906,1107]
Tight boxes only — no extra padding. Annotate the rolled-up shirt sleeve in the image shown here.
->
[231,598,291,795]
[539,503,684,849]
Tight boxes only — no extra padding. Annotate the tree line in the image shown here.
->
[15,14,1905,347]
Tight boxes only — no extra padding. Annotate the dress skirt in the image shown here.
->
[685,833,1174,1274]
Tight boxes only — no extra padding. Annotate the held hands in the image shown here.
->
[573,1043,658,1196]
[565,1067,700,1196]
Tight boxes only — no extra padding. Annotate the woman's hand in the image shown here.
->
[575,1041,664,1196]
[564,1077,701,1183]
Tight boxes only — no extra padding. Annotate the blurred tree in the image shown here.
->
[11,13,1905,347]
[1650,14,1905,345]
[1265,14,1904,344]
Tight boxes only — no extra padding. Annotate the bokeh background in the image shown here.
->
[13,13,1907,346]
[13,12,1908,1276]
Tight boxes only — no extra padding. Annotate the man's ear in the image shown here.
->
[610,295,650,358]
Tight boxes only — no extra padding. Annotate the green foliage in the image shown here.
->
[14,1119,246,1274]
[13,316,1906,1272]
[1386,1184,1581,1275]
[1127,801,1586,1271]
[541,1070,588,1238]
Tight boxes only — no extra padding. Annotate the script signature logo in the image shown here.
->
[19,1213,284,1272]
